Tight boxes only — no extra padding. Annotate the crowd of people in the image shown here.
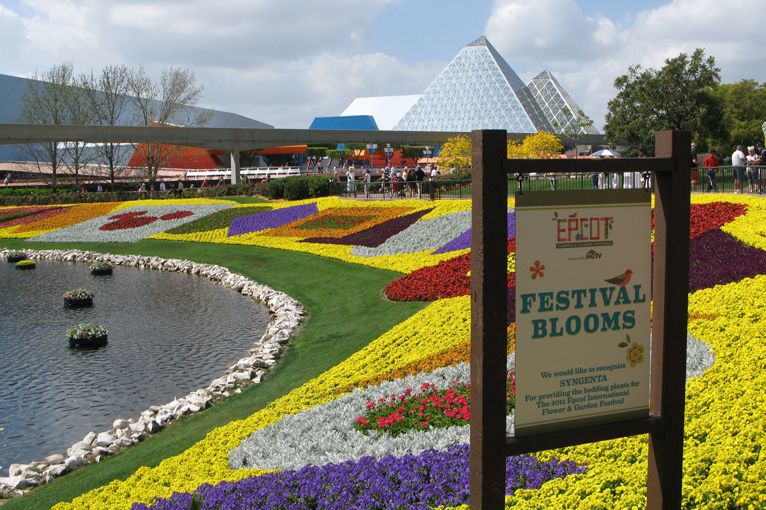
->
[333,164,439,199]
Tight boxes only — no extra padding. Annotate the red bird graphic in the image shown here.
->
[605,269,633,286]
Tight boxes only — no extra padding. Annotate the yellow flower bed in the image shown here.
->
[109,198,235,212]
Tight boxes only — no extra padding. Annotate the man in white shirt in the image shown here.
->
[732,145,747,193]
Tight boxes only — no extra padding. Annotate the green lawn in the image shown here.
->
[0,238,426,510]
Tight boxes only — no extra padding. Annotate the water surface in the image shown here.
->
[0,259,269,469]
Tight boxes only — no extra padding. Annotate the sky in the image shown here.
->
[0,0,763,131]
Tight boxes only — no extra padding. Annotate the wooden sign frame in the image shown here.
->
[470,130,690,509]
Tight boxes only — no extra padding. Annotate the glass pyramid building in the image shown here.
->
[394,36,553,133]
[526,70,600,135]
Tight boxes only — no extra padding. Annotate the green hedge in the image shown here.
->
[264,175,335,200]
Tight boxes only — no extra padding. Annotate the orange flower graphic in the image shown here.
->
[626,342,646,367]
[529,260,545,279]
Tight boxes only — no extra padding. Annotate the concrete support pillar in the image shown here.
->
[230,150,241,185]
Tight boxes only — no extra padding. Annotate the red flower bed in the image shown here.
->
[689,202,747,239]
[354,372,516,437]
[100,211,157,231]
[385,239,516,302]
[160,211,194,221]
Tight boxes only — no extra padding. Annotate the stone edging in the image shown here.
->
[0,249,304,498]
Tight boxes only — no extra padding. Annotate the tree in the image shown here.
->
[709,79,766,150]
[604,49,722,155]
[507,131,563,158]
[558,107,595,157]
[438,135,472,171]
[81,65,132,186]
[128,67,211,183]
[19,63,77,190]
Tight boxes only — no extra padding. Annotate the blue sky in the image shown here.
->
[0,0,762,129]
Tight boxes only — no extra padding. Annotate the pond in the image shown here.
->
[0,259,270,469]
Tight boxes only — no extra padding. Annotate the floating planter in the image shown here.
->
[63,288,95,308]
[15,259,36,270]
[89,261,113,276]
[67,323,108,348]
[6,251,27,263]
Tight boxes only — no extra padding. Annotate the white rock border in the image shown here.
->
[0,248,304,498]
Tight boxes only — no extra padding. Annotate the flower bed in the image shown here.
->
[66,323,108,348]
[135,445,583,510]
[15,259,35,270]
[0,194,757,509]
[90,261,113,276]
[30,204,232,243]
[354,372,515,437]
[6,250,27,262]
[63,288,95,308]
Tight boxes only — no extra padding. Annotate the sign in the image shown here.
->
[514,190,651,436]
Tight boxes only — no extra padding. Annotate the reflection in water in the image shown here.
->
[0,260,269,468]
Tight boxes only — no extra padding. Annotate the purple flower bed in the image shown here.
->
[434,211,516,254]
[689,229,766,291]
[228,203,319,237]
[302,208,433,247]
[132,444,584,510]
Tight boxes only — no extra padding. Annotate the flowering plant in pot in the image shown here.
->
[15,259,36,270]
[89,261,113,276]
[67,323,108,348]
[6,251,27,263]
[63,288,95,308]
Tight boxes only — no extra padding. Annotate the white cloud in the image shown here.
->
[485,0,766,131]
[0,0,418,127]
[0,4,27,70]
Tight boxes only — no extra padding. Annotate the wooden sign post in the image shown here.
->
[470,130,689,509]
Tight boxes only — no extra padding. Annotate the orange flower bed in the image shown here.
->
[264,207,412,239]
[337,324,516,394]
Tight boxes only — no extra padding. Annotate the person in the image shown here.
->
[159,181,166,193]
[216,177,225,187]
[137,182,147,196]
[381,165,391,197]
[690,143,699,188]
[591,171,599,189]
[177,180,185,196]
[746,146,761,193]
[611,172,620,189]
[363,168,371,198]
[396,170,406,198]
[201,179,210,188]
[731,145,747,193]
[391,170,399,198]
[703,149,720,192]
[346,165,357,196]
[79,186,87,196]
[96,183,103,193]
[406,167,417,198]
[415,165,425,198]
[3,172,10,186]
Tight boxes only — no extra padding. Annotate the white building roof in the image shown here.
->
[340,95,421,130]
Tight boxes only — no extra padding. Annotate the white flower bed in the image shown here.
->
[30,204,231,243]
[229,358,514,471]
[350,210,472,257]
[230,333,716,472]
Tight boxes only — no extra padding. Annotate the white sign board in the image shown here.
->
[515,190,651,436]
